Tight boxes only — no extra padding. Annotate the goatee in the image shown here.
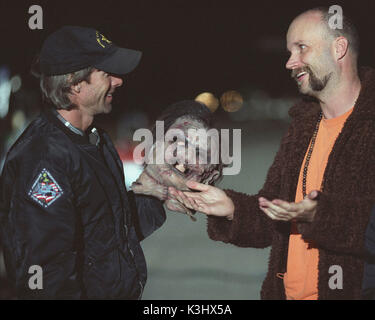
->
[292,66,332,92]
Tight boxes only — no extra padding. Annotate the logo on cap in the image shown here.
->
[96,31,112,48]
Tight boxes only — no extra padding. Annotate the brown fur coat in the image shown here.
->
[207,66,375,300]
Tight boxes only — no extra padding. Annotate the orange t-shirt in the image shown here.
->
[283,107,353,300]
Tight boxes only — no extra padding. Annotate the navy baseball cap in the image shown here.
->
[39,26,142,76]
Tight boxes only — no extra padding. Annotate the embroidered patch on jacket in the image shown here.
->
[28,169,63,208]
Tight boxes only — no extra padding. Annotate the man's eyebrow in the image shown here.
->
[286,40,306,52]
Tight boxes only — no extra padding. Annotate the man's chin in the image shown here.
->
[297,81,312,95]
[298,86,309,94]
[298,86,321,100]
[103,103,112,114]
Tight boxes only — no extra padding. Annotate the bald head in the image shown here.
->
[290,7,359,58]
[287,11,332,53]
[291,11,331,38]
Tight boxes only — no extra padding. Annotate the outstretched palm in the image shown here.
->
[168,180,235,219]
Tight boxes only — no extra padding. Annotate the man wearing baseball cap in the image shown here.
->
[0,26,166,299]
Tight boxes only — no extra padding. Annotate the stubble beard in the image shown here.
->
[297,67,333,97]
[104,99,113,113]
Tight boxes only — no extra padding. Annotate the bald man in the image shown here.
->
[169,7,375,299]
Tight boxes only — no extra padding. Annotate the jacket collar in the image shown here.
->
[42,105,92,145]
[288,66,375,122]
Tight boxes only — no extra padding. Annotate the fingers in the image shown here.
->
[165,199,189,213]
[259,197,296,221]
[169,188,199,211]
[306,190,319,200]
[168,186,179,195]
[130,182,141,192]
[263,197,302,212]
[181,191,204,201]
[190,200,210,215]
[184,207,197,222]
[168,187,211,215]
[186,180,210,192]
[259,198,288,214]
[259,206,290,221]
[259,195,318,222]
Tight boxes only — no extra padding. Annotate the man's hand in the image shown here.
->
[131,171,168,201]
[258,190,319,222]
[168,180,235,220]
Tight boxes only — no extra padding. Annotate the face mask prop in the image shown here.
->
[131,100,223,221]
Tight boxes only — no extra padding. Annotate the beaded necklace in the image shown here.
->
[302,112,323,198]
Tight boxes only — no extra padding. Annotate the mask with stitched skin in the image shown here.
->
[131,100,223,220]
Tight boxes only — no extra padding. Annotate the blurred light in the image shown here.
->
[195,92,219,113]
[220,90,244,112]
[11,110,26,130]
[0,66,11,119]
[10,75,22,93]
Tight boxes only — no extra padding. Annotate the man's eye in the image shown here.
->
[299,44,306,50]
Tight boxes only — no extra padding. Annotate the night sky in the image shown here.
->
[1,0,375,121]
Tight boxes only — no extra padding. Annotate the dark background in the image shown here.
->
[0,0,375,300]
[1,0,375,121]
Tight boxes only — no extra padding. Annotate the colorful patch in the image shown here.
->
[28,169,63,208]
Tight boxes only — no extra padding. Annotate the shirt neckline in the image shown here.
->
[321,106,354,128]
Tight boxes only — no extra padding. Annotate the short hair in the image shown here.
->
[309,6,360,57]
[31,57,94,110]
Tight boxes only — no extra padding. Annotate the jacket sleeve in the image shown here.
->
[128,191,166,241]
[1,158,82,299]
[299,192,374,257]
[361,205,375,299]
[207,121,296,248]
[101,131,166,241]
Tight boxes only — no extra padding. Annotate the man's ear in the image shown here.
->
[334,36,349,61]
[68,82,81,105]
[71,83,81,94]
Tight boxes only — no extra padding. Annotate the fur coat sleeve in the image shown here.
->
[298,192,374,256]
[207,120,297,248]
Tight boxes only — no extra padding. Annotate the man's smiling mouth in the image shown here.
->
[296,71,307,80]
[295,71,309,85]
[105,91,114,101]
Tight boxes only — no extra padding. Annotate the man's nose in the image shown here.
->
[285,53,301,70]
[111,75,123,88]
